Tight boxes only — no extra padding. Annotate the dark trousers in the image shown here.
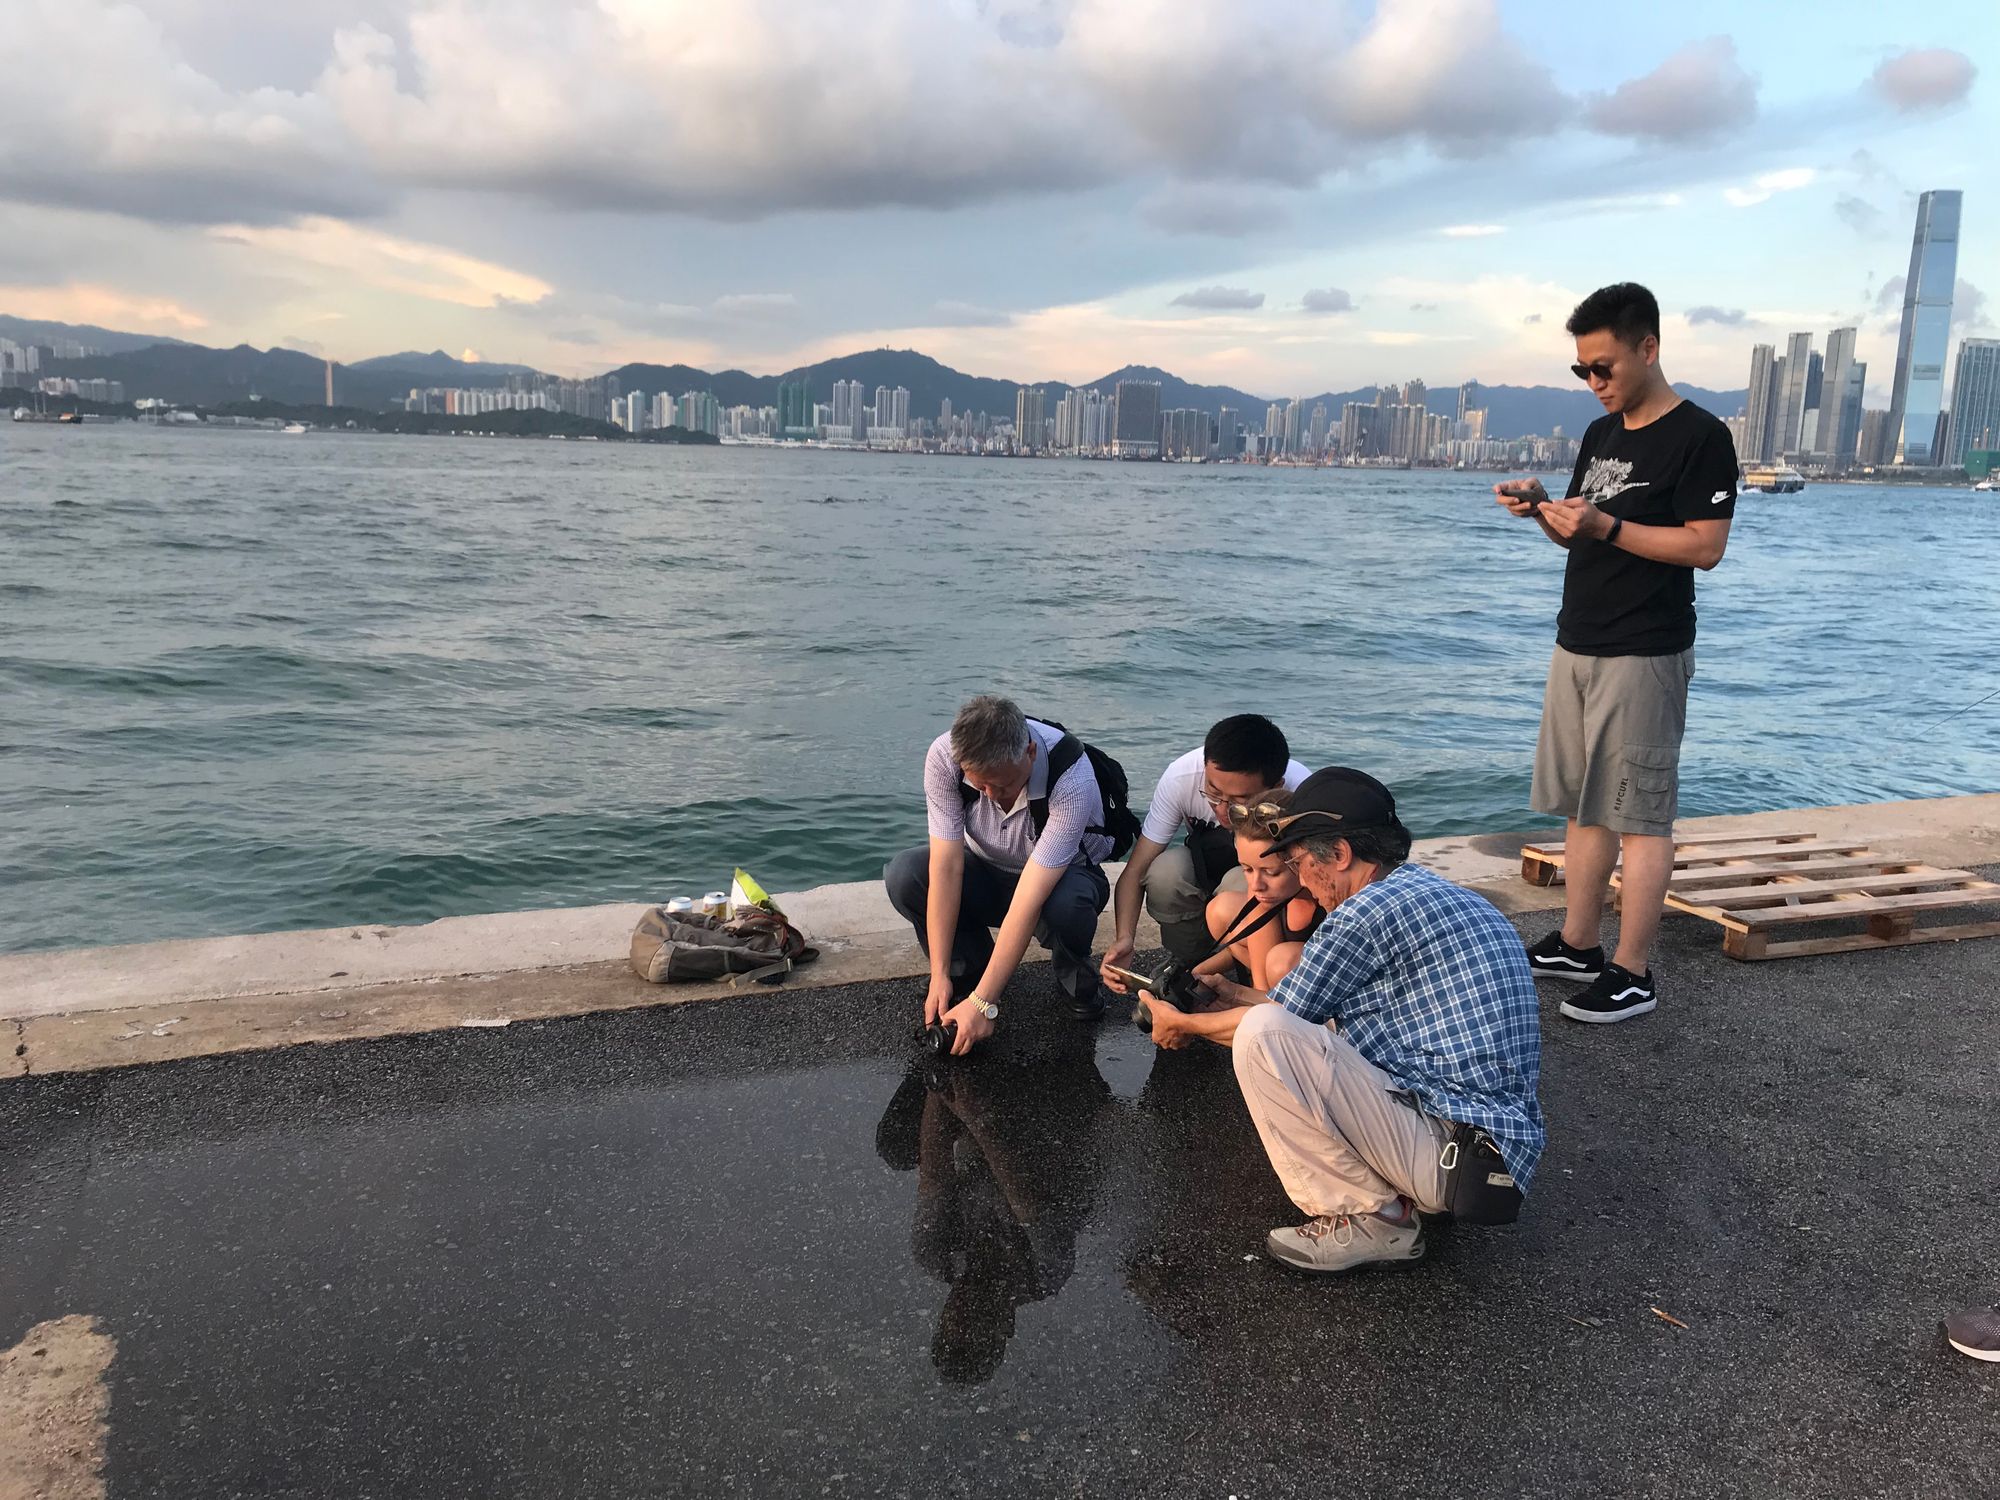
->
[883,846,1109,1004]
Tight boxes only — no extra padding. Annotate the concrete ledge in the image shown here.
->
[7,792,1998,1078]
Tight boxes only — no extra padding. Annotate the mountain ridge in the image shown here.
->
[10,316,1745,440]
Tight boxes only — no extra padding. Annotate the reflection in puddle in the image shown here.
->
[874,1041,1111,1385]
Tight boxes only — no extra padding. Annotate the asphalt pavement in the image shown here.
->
[3,897,1997,1499]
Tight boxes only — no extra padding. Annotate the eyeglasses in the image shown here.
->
[1570,360,1616,383]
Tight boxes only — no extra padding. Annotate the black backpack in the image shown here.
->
[957,716,1143,861]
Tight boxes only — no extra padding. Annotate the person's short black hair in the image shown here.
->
[1566,283,1660,348]
[1203,714,1290,785]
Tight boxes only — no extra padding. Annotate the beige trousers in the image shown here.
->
[1232,1005,1450,1217]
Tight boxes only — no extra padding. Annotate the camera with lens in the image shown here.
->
[1113,959,1208,1033]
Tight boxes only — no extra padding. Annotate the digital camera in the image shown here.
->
[1107,959,1207,1033]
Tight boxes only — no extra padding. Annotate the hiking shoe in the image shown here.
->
[1560,962,1658,1024]
[1945,1305,2000,1362]
[1265,1212,1425,1274]
[1526,930,1604,982]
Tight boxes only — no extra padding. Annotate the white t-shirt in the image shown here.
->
[1139,747,1313,846]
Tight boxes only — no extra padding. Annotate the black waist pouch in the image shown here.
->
[1439,1122,1523,1225]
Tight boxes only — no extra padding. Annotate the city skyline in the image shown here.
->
[0,3,1993,397]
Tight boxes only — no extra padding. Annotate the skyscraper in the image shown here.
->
[1456,380,1481,422]
[1946,337,2000,465]
[1886,189,1962,465]
[1774,332,1813,457]
[1742,344,1779,463]
[1112,379,1161,459]
[1216,406,1239,460]
[1816,327,1862,468]
[1014,386,1046,452]
[778,380,813,438]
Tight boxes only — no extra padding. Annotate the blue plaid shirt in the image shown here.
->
[1268,864,1545,1191]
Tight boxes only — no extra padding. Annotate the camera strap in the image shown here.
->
[1209,896,1286,956]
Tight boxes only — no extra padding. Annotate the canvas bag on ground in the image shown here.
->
[629,907,819,985]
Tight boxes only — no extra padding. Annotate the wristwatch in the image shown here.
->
[967,993,1000,1021]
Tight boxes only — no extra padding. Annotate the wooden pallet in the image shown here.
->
[1516,832,2000,961]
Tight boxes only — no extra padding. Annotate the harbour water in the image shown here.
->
[4,424,1996,953]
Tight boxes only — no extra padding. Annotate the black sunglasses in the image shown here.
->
[1570,361,1616,383]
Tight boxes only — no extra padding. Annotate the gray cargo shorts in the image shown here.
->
[1531,645,1694,838]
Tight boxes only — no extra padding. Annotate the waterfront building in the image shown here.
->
[1308,402,1328,457]
[1216,405,1239,460]
[1742,343,1779,463]
[1014,386,1046,453]
[1886,189,1962,465]
[1946,337,2000,465]
[778,380,814,439]
[1774,332,1813,457]
[1340,401,1378,459]
[1456,380,1480,422]
[1816,328,1862,469]
[1857,408,1893,467]
[1113,379,1161,459]
[1282,399,1303,456]
[1401,379,1427,412]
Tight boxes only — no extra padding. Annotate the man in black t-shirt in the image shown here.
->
[1495,283,1737,1024]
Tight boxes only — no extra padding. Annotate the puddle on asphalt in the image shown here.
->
[1,1014,1293,1491]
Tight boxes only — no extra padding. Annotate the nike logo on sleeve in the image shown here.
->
[1710,491,1731,504]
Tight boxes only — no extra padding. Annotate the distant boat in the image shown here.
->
[1741,463,1805,494]
[282,422,308,435]
[1974,477,1998,492]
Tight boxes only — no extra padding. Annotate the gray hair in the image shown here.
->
[951,695,1032,772]
[1297,822,1411,872]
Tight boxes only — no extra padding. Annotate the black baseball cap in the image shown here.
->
[1262,767,1401,851]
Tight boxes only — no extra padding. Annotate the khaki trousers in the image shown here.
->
[1232,1005,1450,1217]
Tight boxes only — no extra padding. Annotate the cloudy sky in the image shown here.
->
[2,0,1991,397]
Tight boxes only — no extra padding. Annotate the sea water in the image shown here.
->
[4,423,1996,952]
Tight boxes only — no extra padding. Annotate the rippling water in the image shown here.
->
[4,424,1997,953]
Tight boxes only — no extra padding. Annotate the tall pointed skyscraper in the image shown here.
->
[1886,189,1962,465]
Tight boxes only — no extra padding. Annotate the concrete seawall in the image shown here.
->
[6,792,1998,1078]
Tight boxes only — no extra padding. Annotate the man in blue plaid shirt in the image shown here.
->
[1138,768,1545,1273]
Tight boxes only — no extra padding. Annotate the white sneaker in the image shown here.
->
[1265,1211,1425,1273]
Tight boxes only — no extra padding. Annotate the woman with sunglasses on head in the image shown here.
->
[1192,797,1323,993]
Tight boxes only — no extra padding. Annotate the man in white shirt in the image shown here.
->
[1100,715,1309,982]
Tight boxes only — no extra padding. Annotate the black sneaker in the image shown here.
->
[1945,1305,2000,1362]
[1526,930,1604,982]
[1559,962,1658,1024]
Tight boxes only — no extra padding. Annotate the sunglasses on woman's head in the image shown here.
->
[1571,361,1616,383]
[1222,798,1287,822]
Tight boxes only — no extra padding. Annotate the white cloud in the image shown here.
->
[0,281,209,333]
[212,217,552,308]
[1584,37,1758,143]
[1318,0,1571,150]
[1441,224,1505,238]
[1870,49,1976,113]
[1171,285,1266,311]
[1724,167,1816,208]
[0,0,1616,230]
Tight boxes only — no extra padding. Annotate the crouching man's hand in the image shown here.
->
[1139,989,1193,1049]
[943,996,997,1056]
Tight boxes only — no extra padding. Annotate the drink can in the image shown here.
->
[702,891,729,919]
[664,897,694,917]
